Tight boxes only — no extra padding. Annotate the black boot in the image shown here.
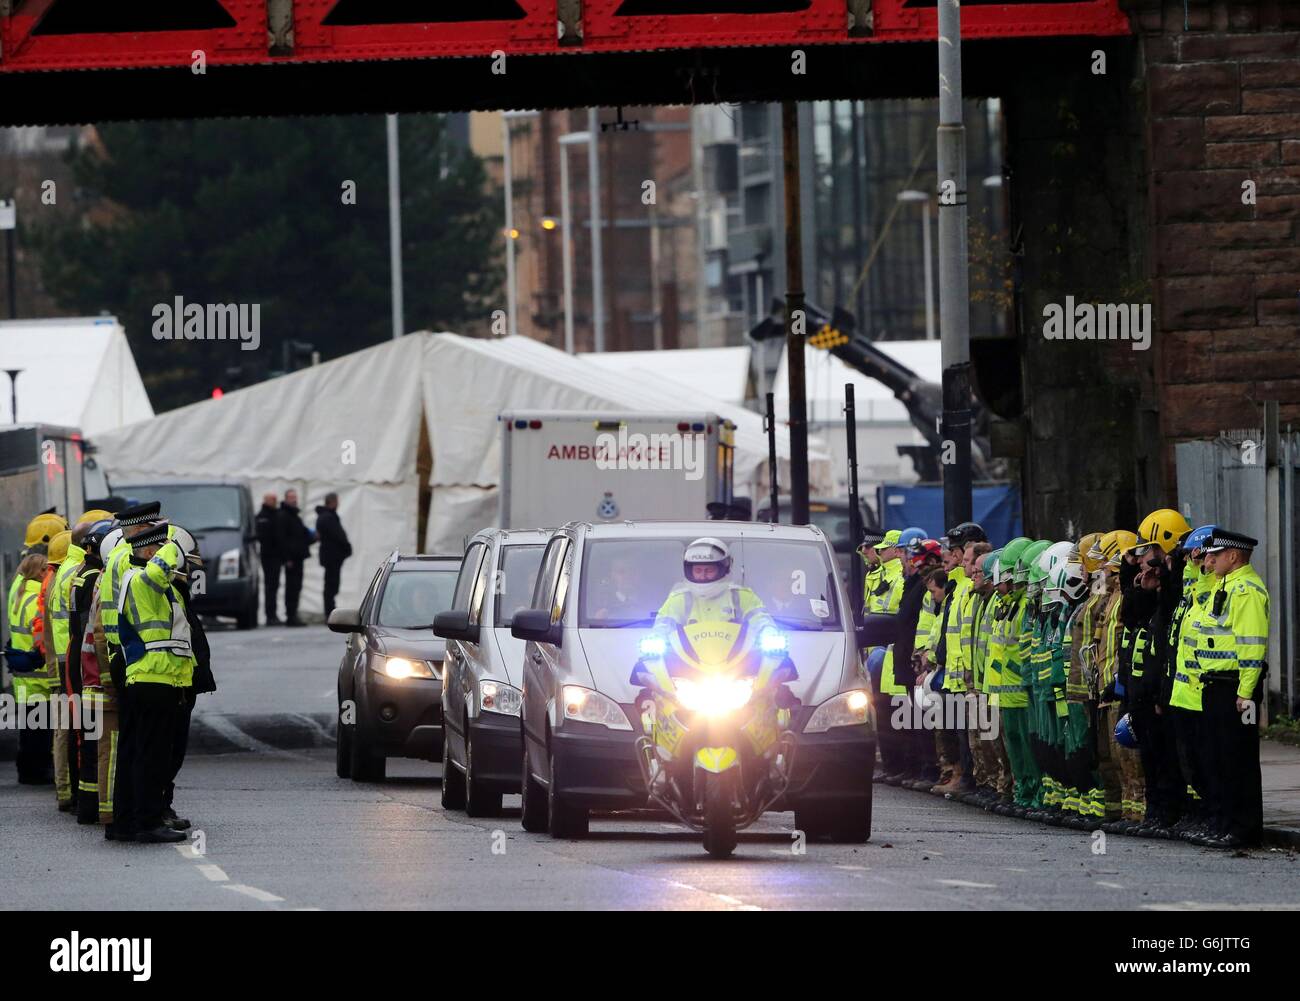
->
[136,826,187,844]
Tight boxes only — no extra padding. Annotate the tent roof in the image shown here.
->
[0,317,154,435]
[579,346,751,407]
[774,339,941,424]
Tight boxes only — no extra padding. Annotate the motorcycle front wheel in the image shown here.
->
[701,770,738,859]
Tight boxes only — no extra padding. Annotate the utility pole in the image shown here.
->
[1,198,16,320]
[937,0,973,528]
[587,108,605,353]
[386,114,405,340]
[781,101,810,527]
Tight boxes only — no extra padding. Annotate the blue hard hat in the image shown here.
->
[898,527,926,548]
[866,647,886,680]
[1114,712,1139,749]
[1183,524,1218,553]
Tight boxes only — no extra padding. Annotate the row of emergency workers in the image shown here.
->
[5,501,214,843]
[860,509,1270,850]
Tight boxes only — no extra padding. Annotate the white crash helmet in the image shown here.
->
[683,537,731,581]
[99,527,124,563]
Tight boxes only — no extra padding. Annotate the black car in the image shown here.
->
[117,480,260,629]
[755,496,877,584]
[329,551,461,782]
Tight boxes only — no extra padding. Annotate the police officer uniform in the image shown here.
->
[1194,530,1269,849]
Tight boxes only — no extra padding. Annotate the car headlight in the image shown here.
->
[479,680,522,717]
[218,547,240,580]
[673,676,754,716]
[758,628,788,656]
[803,689,871,733]
[377,656,436,680]
[561,685,632,731]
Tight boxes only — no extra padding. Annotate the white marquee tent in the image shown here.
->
[94,332,828,618]
[580,346,751,407]
[0,317,154,434]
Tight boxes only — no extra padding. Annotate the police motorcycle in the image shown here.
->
[631,620,799,859]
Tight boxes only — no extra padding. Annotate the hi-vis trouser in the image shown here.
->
[82,686,119,824]
[52,658,75,806]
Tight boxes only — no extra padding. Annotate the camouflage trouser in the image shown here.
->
[969,702,1009,795]
[1106,704,1145,821]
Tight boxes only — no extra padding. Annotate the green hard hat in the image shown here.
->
[981,548,1002,577]
[1017,540,1052,583]
[993,538,1031,586]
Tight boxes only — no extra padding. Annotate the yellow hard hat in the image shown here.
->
[77,509,114,525]
[1099,530,1138,568]
[1074,531,1103,573]
[23,513,66,548]
[1136,508,1191,554]
[47,530,72,565]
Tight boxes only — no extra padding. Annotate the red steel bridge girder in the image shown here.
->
[0,0,1130,73]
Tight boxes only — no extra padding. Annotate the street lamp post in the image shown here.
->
[502,113,517,339]
[559,131,591,355]
[897,189,935,341]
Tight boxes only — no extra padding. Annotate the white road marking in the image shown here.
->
[937,879,996,889]
[196,864,229,882]
[1143,902,1300,911]
[221,884,285,903]
[1096,881,1125,890]
[174,844,201,859]
[835,864,868,871]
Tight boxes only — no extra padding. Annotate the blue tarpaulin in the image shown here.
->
[876,482,1023,547]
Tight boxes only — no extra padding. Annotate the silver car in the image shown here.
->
[433,528,549,816]
[511,520,876,841]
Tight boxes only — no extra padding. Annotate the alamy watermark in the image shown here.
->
[151,296,261,351]
[1042,296,1151,351]
[0,694,105,740]
[889,692,1001,740]
[593,426,704,482]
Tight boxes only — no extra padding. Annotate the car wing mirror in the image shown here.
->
[433,610,480,645]
[511,608,561,646]
[327,608,363,634]
[857,612,897,649]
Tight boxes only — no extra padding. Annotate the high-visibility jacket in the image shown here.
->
[48,542,85,661]
[1169,568,1215,711]
[1095,580,1123,704]
[988,590,1029,708]
[932,567,971,693]
[957,582,984,692]
[655,583,771,633]
[118,542,195,688]
[8,577,54,701]
[970,591,996,694]
[866,558,903,615]
[99,539,133,648]
[862,563,882,612]
[1065,590,1104,703]
[1195,563,1269,702]
[980,592,1004,701]
[869,559,906,696]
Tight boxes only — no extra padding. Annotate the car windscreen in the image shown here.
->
[377,568,458,628]
[119,485,243,532]
[494,544,545,628]
[578,536,841,631]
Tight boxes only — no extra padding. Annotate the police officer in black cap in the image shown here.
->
[1192,528,1269,849]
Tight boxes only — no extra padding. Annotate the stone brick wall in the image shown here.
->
[1131,0,1300,487]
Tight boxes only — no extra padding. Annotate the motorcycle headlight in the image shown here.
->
[479,680,523,717]
[377,656,436,680]
[561,685,632,731]
[803,689,871,733]
[758,628,788,656]
[674,676,754,716]
[638,635,667,659]
[218,547,240,580]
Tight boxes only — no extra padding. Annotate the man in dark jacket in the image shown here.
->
[276,490,314,627]
[315,493,352,619]
[255,493,281,625]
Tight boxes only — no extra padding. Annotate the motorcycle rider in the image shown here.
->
[654,537,773,636]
